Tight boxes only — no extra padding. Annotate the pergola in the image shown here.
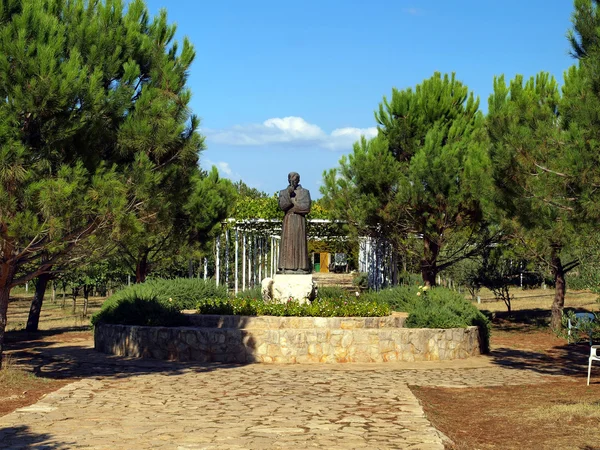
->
[208,218,396,292]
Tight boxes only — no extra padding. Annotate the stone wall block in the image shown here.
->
[94,322,482,363]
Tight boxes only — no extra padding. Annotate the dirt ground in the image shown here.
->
[413,289,600,450]
[1,292,103,417]
[2,288,600,449]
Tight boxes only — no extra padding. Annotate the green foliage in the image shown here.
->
[196,296,391,317]
[232,195,281,220]
[487,71,588,328]
[361,285,421,312]
[361,285,490,351]
[186,167,238,243]
[404,288,490,352]
[397,271,423,287]
[321,72,492,286]
[91,290,187,327]
[103,278,227,311]
[567,267,600,290]
[235,286,262,301]
[558,309,599,344]
[317,286,350,299]
[352,272,369,289]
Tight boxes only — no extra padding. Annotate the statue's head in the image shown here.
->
[288,172,300,188]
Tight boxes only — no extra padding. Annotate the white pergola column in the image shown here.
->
[215,234,220,287]
[247,235,252,288]
[225,229,230,289]
[235,229,239,295]
[242,233,246,291]
[258,237,262,282]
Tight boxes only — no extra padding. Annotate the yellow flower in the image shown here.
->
[422,286,429,291]
[169,298,173,302]
[417,292,421,296]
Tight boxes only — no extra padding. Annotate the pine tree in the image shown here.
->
[0,0,203,364]
[322,73,493,286]
[487,73,583,330]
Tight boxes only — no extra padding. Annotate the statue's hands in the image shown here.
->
[287,185,295,195]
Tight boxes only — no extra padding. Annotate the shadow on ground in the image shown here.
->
[5,328,248,381]
[486,307,597,379]
[0,425,73,449]
[490,344,591,377]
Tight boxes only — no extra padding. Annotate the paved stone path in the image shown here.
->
[0,336,572,449]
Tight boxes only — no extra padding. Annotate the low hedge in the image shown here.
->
[366,285,490,352]
[196,296,390,317]
[91,291,188,327]
[91,278,227,327]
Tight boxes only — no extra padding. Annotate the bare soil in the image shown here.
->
[1,292,103,417]
[413,314,600,450]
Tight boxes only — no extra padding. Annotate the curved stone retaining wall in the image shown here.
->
[95,315,483,363]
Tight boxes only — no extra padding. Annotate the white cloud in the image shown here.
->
[203,116,378,151]
[324,126,378,150]
[204,159,236,178]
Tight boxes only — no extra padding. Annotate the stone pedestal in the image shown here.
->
[262,274,316,304]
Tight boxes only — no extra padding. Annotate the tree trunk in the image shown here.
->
[0,262,16,369]
[550,246,566,331]
[26,272,51,332]
[420,236,439,287]
[136,252,149,283]
[72,287,78,313]
[82,285,90,317]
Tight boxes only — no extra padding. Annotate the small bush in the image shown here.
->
[91,291,187,327]
[112,278,227,310]
[363,285,490,352]
[352,272,369,289]
[91,278,226,326]
[235,286,262,301]
[361,285,420,312]
[397,271,422,287]
[316,286,349,299]
[403,287,490,352]
[196,296,390,317]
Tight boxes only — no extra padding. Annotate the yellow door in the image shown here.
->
[321,253,330,273]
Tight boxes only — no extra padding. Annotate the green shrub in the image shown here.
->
[91,290,188,327]
[352,272,369,289]
[113,278,227,310]
[361,285,490,352]
[91,278,226,326]
[196,296,390,317]
[361,285,420,312]
[235,286,262,301]
[397,271,422,287]
[316,285,349,299]
[403,287,490,352]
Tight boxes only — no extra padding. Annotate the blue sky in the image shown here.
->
[145,0,576,197]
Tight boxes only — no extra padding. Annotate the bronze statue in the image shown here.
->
[278,172,311,273]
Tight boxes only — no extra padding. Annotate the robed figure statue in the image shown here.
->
[278,172,311,273]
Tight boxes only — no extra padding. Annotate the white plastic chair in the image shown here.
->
[587,345,600,385]
[568,312,595,345]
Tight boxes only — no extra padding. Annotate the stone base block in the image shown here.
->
[263,274,315,304]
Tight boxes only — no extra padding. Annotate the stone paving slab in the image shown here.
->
[0,336,572,449]
[1,367,447,449]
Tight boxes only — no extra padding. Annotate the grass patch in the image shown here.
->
[0,355,36,387]
[530,400,600,422]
